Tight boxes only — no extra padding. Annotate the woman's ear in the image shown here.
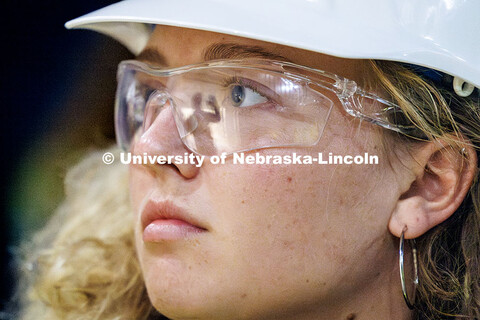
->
[389,141,477,239]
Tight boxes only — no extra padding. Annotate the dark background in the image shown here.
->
[1,0,131,313]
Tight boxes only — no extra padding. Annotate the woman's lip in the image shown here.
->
[143,219,205,242]
[141,200,207,242]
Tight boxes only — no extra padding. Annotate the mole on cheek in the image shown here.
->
[287,176,292,183]
[346,313,356,320]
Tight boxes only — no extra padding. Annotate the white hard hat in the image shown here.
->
[66,0,480,89]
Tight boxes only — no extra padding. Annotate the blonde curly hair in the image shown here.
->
[15,148,156,320]
[12,60,480,320]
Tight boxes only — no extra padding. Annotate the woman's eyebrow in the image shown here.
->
[136,42,290,66]
[203,43,290,61]
[136,48,168,66]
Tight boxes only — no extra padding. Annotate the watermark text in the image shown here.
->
[102,152,379,166]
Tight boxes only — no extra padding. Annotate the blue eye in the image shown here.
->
[231,85,245,106]
[230,85,268,107]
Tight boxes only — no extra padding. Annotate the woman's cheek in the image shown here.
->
[204,161,324,241]
[128,166,154,216]
[206,162,299,202]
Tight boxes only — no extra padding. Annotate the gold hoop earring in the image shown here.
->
[399,228,419,309]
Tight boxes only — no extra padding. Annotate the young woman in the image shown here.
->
[16,1,480,319]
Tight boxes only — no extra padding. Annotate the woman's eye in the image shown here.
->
[230,85,268,107]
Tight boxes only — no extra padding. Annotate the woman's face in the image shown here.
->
[129,26,408,319]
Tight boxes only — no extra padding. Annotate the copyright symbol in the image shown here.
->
[102,152,115,165]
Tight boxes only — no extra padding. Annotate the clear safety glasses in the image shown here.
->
[115,59,416,156]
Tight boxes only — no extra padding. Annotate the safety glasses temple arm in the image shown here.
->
[354,90,427,138]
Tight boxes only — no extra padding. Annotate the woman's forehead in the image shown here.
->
[141,25,367,82]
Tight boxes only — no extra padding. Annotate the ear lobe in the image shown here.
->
[389,142,477,239]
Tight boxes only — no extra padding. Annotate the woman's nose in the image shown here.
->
[132,94,201,179]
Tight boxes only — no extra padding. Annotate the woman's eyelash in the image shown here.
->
[222,76,274,99]
[222,76,260,93]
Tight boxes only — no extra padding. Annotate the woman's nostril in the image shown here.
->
[168,162,182,175]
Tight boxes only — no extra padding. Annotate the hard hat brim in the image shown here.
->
[66,0,480,88]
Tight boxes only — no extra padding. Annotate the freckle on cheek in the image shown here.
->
[287,176,292,183]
